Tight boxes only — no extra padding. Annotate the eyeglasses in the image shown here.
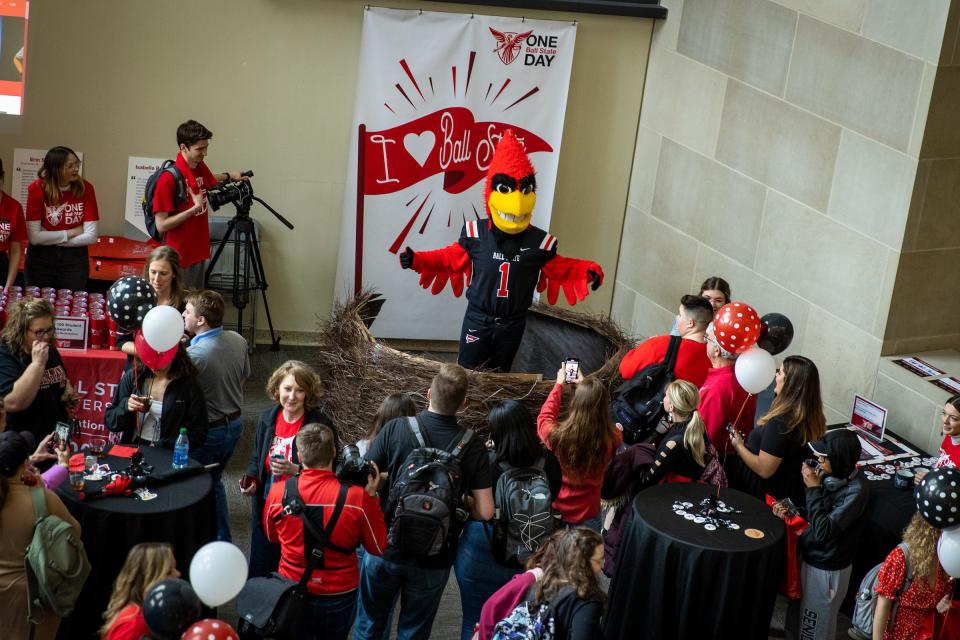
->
[30,327,55,338]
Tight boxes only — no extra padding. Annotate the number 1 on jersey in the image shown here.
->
[496,262,510,298]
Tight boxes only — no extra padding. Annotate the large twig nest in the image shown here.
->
[316,290,633,443]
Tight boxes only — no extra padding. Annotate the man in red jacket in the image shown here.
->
[264,423,387,640]
[619,294,713,388]
[700,321,757,454]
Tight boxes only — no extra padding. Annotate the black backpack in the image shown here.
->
[141,160,187,242]
[609,335,682,445]
[386,416,473,558]
[492,457,559,569]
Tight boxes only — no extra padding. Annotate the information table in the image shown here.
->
[56,444,215,640]
[604,483,785,640]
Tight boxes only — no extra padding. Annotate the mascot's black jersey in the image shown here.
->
[458,219,557,318]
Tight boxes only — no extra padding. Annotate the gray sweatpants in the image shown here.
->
[788,561,852,640]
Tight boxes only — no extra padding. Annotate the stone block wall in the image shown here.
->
[614,0,951,423]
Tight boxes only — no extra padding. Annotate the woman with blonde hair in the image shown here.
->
[730,355,826,509]
[868,513,953,640]
[537,369,622,530]
[600,380,721,578]
[100,543,179,640]
[143,246,186,310]
[24,146,99,290]
[240,360,339,578]
[0,297,77,442]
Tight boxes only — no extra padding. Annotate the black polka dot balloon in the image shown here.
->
[915,467,960,529]
[106,276,156,332]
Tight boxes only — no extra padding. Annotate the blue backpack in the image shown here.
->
[492,601,555,640]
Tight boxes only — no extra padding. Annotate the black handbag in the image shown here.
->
[236,477,349,638]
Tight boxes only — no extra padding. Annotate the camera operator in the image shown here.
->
[263,423,386,640]
[151,120,248,288]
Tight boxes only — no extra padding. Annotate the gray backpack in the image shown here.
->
[848,542,912,640]
[491,457,559,569]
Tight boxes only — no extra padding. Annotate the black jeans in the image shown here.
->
[24,245,89,290]
[300,590,357,640]
[457,306,527,372]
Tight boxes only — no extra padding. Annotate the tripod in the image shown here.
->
[205,182,294,351]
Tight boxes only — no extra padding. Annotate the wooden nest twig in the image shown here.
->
[315,289,633,443]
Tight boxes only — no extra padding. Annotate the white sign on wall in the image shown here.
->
[123,156,164,239]
[12,148,84,210]
[335,7,577,340]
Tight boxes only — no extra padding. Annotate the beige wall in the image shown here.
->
[884,0,960,355]
[614,0,951,423]
[0,0,650,341]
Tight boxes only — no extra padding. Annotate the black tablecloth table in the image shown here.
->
[56,444,215,640]
[604,483,785,640]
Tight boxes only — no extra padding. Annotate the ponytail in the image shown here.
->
[683,410,708,467]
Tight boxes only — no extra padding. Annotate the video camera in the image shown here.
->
[207,170,255,211]
[336,445,377,486]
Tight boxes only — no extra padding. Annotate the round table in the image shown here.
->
[56,444,215,640]
[604,483,785,640]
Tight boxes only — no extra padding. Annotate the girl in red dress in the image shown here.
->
[872,513,953,640]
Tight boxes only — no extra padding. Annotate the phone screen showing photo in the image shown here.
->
[563,358,580,383]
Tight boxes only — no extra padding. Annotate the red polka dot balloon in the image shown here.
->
[713,301,762,354]
[180,619,238,640]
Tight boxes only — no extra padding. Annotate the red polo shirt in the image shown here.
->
[152,154,217,268]
[698,365,757,453]
[618,335,712,388]
[263,468,387,595]
[0,192,26,251]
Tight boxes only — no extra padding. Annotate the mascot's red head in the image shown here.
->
[484,129,536,235]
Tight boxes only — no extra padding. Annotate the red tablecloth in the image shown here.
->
[61,348,127,449]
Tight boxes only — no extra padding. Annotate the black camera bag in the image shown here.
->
[236,476,348,638]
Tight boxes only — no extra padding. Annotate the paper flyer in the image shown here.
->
[124,156,164,239]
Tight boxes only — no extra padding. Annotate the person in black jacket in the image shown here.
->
[105,340,207,450]
[238,359,337,578]
[773,428,868,640]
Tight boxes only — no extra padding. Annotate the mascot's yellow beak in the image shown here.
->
[488,189,535,235]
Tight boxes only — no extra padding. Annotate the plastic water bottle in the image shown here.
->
[172,428,189,469]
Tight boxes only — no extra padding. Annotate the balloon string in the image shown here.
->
[719,393,755,499]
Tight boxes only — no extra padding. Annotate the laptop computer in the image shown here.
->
[847,394,888,444]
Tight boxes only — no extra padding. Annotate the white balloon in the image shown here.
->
[938,528,960,579]
[141,305,184,352]
[189,541,248,607]
[734,347,777,394]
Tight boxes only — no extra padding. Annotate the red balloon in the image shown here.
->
[713,302,762,354]
[181,619,238,640]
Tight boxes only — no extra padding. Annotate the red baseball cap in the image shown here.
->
[134,330,178,371]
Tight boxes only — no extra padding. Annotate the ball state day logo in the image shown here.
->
[357,24,565,260]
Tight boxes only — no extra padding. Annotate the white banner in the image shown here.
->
[12,148,84,210]
[123,156,164,240]
[335,7,577,339]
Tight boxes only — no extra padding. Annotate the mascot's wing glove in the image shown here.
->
[538,256,604,306]
[408,242,471,297]
[399,247,415,269]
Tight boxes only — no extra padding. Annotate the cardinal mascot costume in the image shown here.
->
[399,129,604,372]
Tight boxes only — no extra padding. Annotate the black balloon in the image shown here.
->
[915,467,960,529]
[107,276,156,332]
[757,313,794,355]
[143,578,202,640]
